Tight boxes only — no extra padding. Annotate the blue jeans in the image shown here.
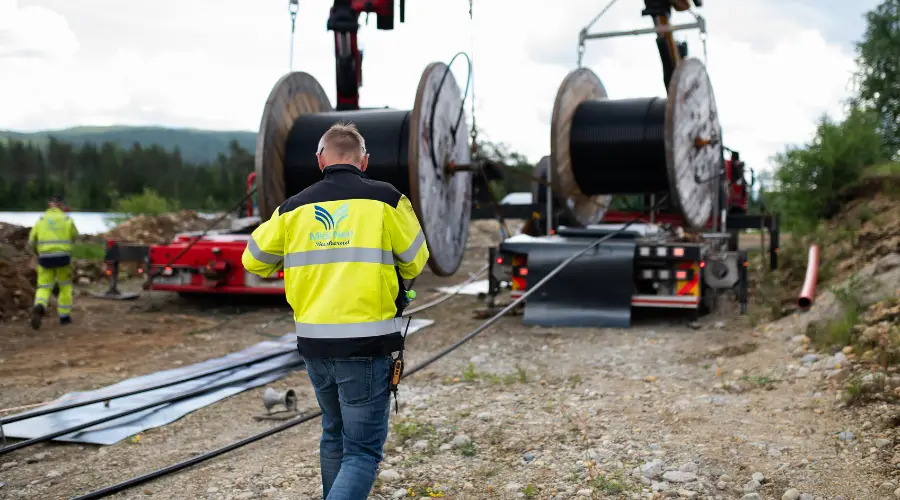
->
[303,355,393,500]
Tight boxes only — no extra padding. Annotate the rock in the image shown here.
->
[894,487,900,498]
[235,493,256,500]
[879,482,897,494]
[876,438,892,449]
[27,452,49,463]
[413,440,428,451]
[862,421,874,431]
[576,489,592,497]
[662,471,697,483]
[801,354,819,364]
[1,462,17,470]
[744,479,761,492]
[635,459,665,478]
[679,462,699,473]
[439,443,452,451]
[523,452,535,462]
[799,494,814,500]
[751,472,765,483]
[207,487,219,493]
[505,483,522,492]
[392,488,408,498]
[795,367,810,378]
[678,490,699,499]
[651,482,669,492]
[378,470,401,482]
[717,481,728,490]
[451,435,471,448]
[838,431,855,441]
[742,494,762,500]
[46,470,62,479]
[476,412,492,421]
[463,482,474,490]
[782,488,801,500]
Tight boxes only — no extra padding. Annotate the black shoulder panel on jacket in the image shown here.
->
[279,168,403,215]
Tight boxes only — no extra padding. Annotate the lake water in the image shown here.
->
[0,211,216,235]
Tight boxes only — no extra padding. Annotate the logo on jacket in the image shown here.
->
[309,203,353,246]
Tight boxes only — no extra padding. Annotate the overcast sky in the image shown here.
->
[0,0,881,173]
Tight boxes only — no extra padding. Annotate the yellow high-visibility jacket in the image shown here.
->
[28,207,78,266]
[242,164,429,357]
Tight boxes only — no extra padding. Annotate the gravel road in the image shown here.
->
[0,228,894,500]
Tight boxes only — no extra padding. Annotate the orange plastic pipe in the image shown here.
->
[798,244,820,310]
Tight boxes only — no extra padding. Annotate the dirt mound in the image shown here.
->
[103,210,209,245]
[0,222,36,322]
[467,219,525,249]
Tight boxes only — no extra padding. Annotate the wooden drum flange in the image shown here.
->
[254,62,472,276]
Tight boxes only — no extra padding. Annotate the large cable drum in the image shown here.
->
[254,62,472,276]
[549,57,723,229]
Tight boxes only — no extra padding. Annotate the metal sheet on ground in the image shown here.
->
[504,240,636,327]
[435,279,489,296]
[1,320,435,446]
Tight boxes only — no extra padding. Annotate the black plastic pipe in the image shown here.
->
[1,347,298,426]
[0,361,304,457]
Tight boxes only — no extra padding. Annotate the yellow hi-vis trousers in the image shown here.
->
[34,265,73,318]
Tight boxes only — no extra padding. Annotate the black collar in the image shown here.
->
[322,164,364,177]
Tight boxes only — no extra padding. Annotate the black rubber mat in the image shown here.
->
[500,238,636,328]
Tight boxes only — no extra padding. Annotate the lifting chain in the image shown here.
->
[288,0,299,72]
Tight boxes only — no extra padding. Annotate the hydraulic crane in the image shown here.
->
[325,0,406,110]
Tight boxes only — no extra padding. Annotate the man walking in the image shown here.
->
[242,122,429,499]
[29,195,78,329]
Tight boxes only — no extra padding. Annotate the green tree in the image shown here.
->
[771,106,886,229]
[855,0,900,156]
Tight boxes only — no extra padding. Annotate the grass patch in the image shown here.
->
[72,242,105,260]
[863,161,900,177]
[391,419,434,442]
[523,484,539,497]
[457,440,477,457]
[459,362,530,386]
[589,475,627,495]
[739,375,778,387]
[808,275,866,351]
[405,482,445,498]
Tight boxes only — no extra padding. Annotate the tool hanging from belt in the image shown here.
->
[390,270,416,414]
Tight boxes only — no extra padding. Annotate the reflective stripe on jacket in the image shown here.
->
[28,208,78,258]
[241,164,429,357]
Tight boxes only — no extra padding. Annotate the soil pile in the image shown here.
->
[0,222,36,321]
[103,210,209,245]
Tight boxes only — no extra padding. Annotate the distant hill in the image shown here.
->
[0,126,257,164]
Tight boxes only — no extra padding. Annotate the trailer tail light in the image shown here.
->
[517,267,528,276]
[699,261,706,269]
[163,266,174,276]
[673,247,685,257]
[675,270,688,280]
[495,256,503,265]
[511,276,527,291]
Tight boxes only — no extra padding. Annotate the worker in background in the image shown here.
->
[242,122,429,499]
[28,195,78,330]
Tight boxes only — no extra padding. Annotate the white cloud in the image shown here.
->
[0,0,863,176]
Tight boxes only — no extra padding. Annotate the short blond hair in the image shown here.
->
[317,122,367,163]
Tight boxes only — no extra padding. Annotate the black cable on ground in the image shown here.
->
[0,361,304,457]
[0,347,297,426]
[404,263,488,316]
[70,196,668,500]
